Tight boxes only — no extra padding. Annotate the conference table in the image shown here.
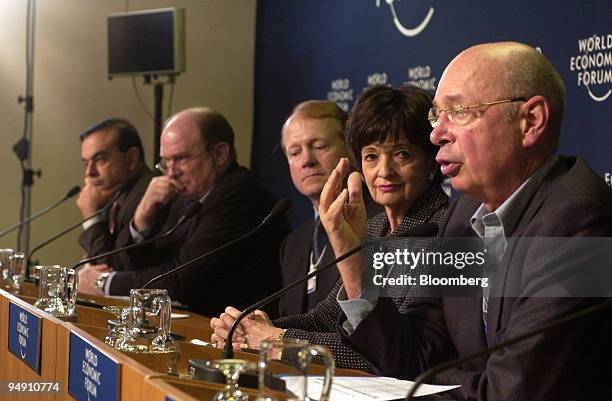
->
[0,282,367,401]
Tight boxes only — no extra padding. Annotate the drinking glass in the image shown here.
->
[206,359,257,401]
[0,248,15,289]
[257,339,334,401]
[103,305,131,348]
[9,252,26,293]
[33,265,78,319]
[115,288,179,373]
[29,264,45,286]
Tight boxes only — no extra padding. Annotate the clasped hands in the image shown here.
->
[210,307,283,350]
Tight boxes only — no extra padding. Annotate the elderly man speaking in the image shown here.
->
[320,42,612,400]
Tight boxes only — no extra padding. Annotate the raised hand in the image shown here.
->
[76,179,117,218]
[319,158,367,299]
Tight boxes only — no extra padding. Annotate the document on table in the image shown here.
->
[171,312,190,319]
[104,295,130,301]
[282,375,459,401]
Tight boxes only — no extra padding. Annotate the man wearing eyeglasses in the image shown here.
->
[320,42,612,400]
[77,118,155,270]
[78,107,290,318]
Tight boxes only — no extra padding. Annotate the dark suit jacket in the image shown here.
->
[340,156,612,400]
[78,166,155,270]
[278,219,340,317]
[278,183,383,317]
[108,162,291,318]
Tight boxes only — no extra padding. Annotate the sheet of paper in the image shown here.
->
[190,338,213,347]
[171,312,190,319]
[282,375,459,401]
[103,294,131,301]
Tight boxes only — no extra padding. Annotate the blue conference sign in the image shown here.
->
[68,332,120,401]
[7,302,42,373]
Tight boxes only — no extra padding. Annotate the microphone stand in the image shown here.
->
[26,193,119,271]
[141,199,292,289]
[222,242,363,358]
[222,221,439,359]
[71,201,203,271]
[0,185,80,239]
[14,0,37,255]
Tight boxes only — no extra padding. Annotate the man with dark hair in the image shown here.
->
[78,107,290,318]
[320,42,612,400]
[77,118,154,269]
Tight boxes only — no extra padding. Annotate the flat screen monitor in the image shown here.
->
[107,7,185,78]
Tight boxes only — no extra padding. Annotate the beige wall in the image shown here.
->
[0,0,256,265]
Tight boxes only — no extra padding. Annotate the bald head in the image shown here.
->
[448,42,566,137]
[431,42,566,209]
[160,107,236,200]
[165,107,237,161]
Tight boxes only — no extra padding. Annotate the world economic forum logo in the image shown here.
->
[569,33,612,102]
[376,0,434,37]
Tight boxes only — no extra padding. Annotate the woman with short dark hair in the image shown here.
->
[211,84,449,373]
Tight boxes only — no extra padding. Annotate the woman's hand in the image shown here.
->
[319,158,367,299]
[210,307,283,350]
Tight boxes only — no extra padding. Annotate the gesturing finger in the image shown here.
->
[347,171,363,205]
[320,158,349,214]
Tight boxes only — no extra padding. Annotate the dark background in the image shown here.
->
[251,0,611,227]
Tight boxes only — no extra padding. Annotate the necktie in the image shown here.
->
[312,217,327,261]
[308,217,328,295]
[109,200,120,235]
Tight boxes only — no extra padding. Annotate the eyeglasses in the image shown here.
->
[155,151,203,174]
[428,97,526,128]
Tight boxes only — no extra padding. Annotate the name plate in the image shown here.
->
[68,332,120,401]
[8,302,42,373]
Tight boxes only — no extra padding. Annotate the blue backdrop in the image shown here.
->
[251,0,611,227]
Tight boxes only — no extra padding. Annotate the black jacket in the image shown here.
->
[109,162,291,318]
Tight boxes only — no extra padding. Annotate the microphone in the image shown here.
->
[67,185,83,197]
[0,185,81,239]
[261,198,292,225]
[405,297,612,400]
[141,198,293,289]
[72,200,203,270]
[26,189,123,269]
[222,221,439,359]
